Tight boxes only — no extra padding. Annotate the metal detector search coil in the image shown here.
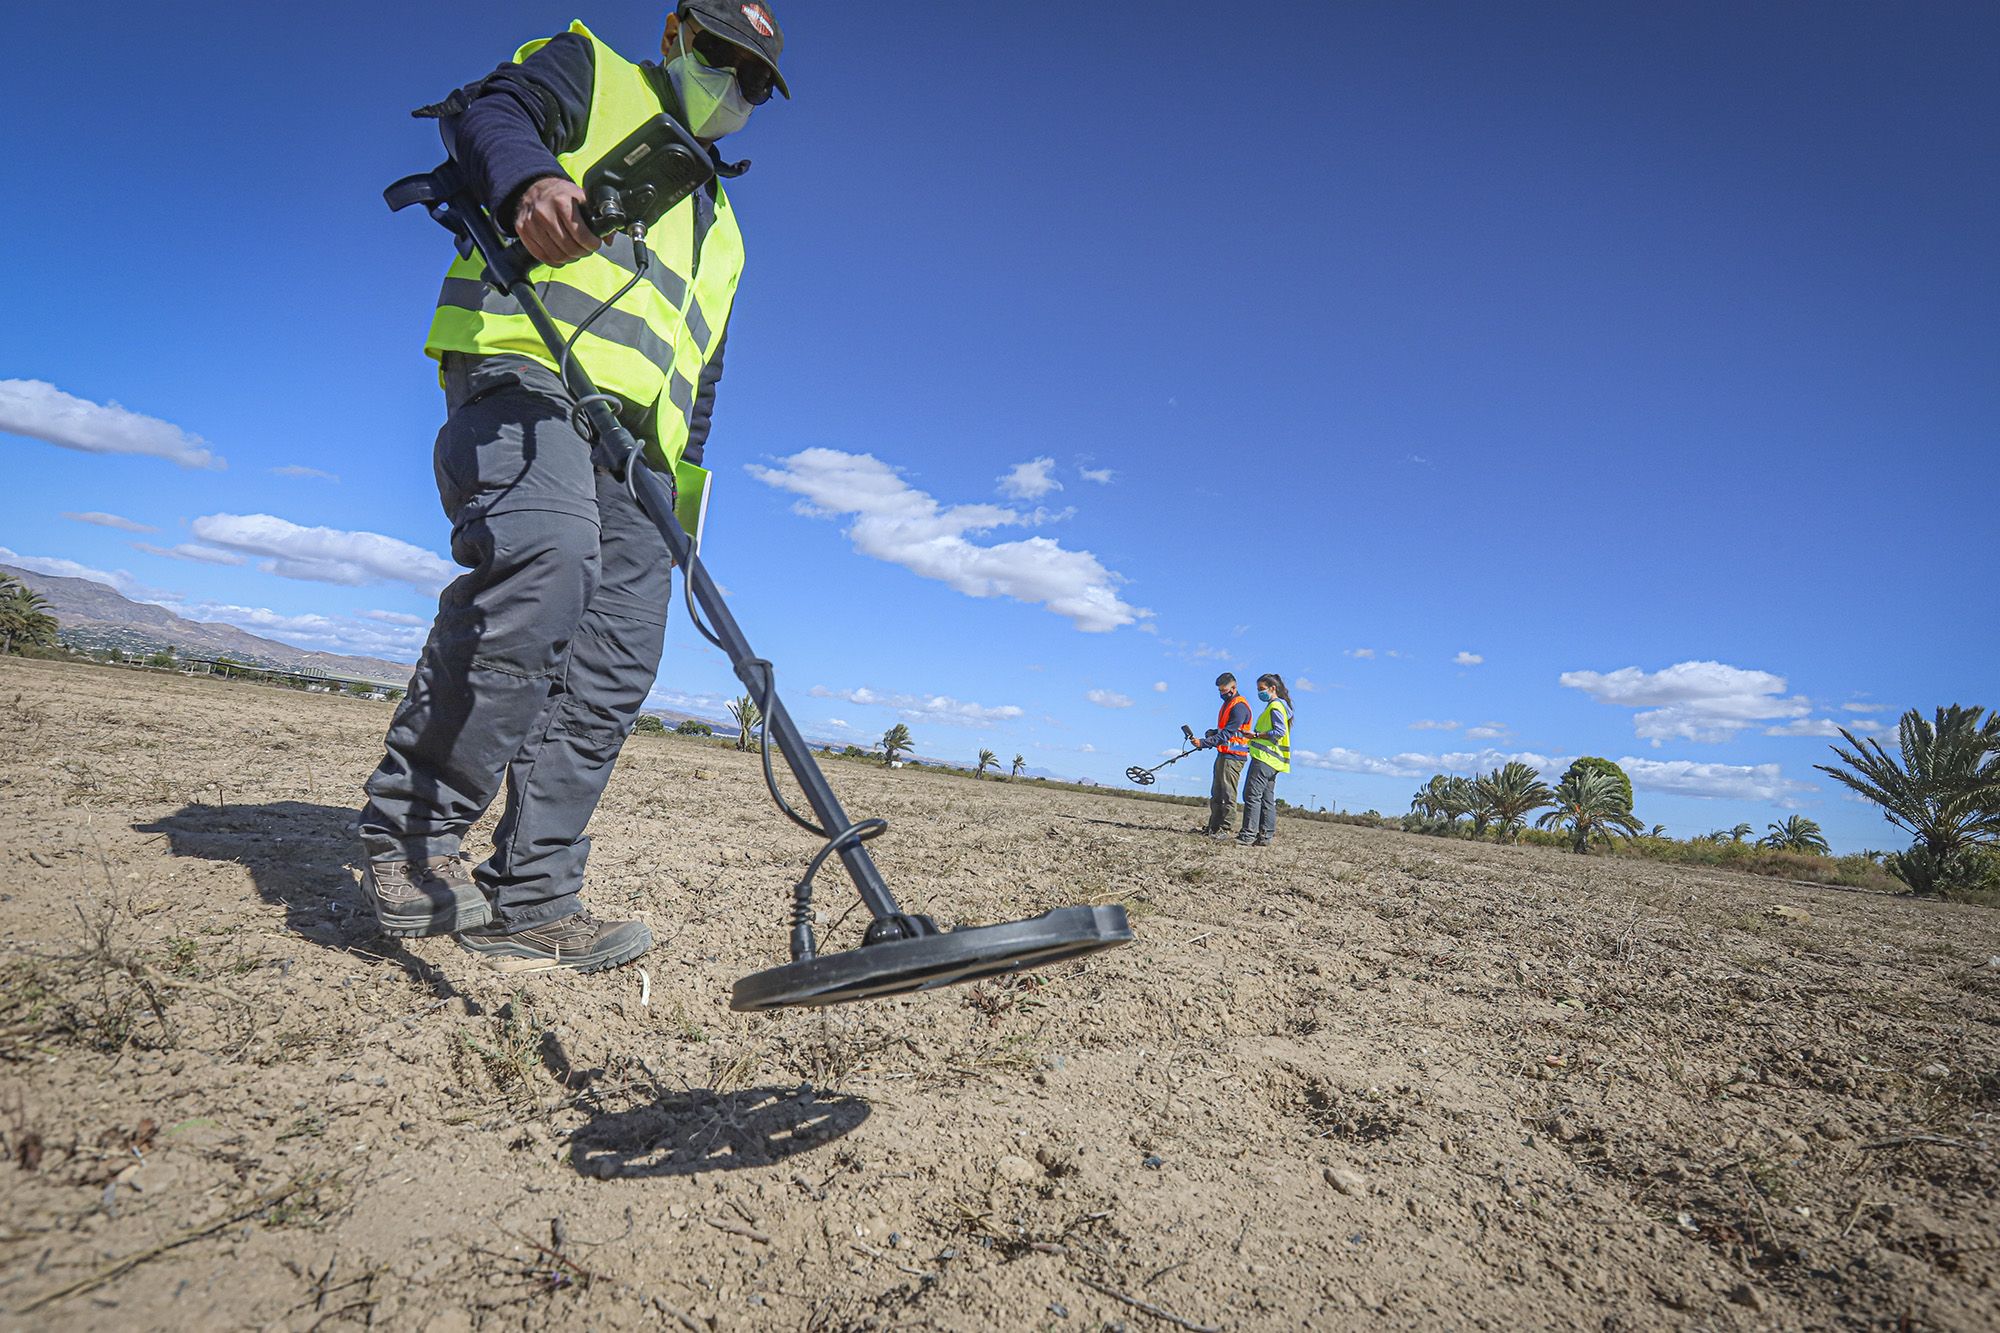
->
[1126,725,1201,786]
[386,114,1132,1010]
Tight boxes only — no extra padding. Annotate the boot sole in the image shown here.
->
[458,924,654,974]
[374,885,493,938]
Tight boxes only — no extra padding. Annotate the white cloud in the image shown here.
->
[809,684,1024,727]
[189,513,456,594]
[644,687,732,717]
[271,465,340,482]
[1079,467,1115,485]
[1465,722,1509,739]
[1764,718,1848,738]
[1409,719,1460,731]
[1559,659,1810,744]
[1455,651,1484,666]
[1294,745,1572,781]
[0,546,166,600]
[1294,747,1434,779]
[1079,743,1096,753]
[0,380,223,469]
[362,609,428,627]
[131,541,248,567]
[1345,648,1376,660]
[1167,641,1232,662]
[61,511,155,533]
[1437,749,1571,775]
[1293,677,1321,693]
[1840,702,1880,714]
[746,449,1144,632]
[174,601,426,662]
[997,456,1063,500]
[1086,689,1133,709]
[1618,756,1809,803]
[1152,681,1169,693]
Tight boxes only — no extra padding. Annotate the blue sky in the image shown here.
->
[3,2,1994,852]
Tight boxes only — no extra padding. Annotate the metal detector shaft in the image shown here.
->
[450,198,904,924]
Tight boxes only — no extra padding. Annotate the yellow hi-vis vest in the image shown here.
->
[1248,698,1291,773]
[425,21,744,471]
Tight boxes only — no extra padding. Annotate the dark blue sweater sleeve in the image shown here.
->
[452,31,596,228]
[682,328,725,467]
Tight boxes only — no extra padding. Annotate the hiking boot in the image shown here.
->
[1253,837,1273,847]
[456,911,653,974]
[365,854,491,937]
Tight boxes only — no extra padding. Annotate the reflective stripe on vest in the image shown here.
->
[1217,695,1250,757]
[1248,699,1291,773]
[424,21,744,471]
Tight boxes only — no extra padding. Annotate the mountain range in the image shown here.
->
[4,563,1075,775]
[2,563,416,686]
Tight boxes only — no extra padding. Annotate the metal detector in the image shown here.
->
[1125,725,1202,787]
[385,119,1130,1011]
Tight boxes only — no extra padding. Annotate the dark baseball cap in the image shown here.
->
[682,0,789,98]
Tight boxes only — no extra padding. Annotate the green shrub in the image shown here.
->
[1561,757,1633,814]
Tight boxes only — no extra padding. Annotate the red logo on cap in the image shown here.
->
[740,3,775,37]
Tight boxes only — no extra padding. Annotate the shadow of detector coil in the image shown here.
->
[729,905,1132,1012]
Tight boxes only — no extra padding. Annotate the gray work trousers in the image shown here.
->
[1206,752,1246,834]
[360,354,671,929]
[1239,759,1281,842]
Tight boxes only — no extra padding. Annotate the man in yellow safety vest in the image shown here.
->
[356,2,788,974]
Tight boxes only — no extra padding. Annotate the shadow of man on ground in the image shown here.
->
[568,1084,869,1180]
[134,800,470,1006]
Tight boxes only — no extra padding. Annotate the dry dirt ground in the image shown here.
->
[1,656,1997,1332]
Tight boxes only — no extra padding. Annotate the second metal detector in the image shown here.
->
[1125,726,1201,787]
[386,117,1130,1011]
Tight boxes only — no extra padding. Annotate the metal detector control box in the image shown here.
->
[579,115,715,236]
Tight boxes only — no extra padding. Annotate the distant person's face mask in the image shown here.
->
[668,31,753,139]
[1257,689,1274,702]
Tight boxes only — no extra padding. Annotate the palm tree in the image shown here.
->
[0,577,58,656]
[1535,767,1644,854]
[1760,815,1831,855]
[726,694,762,752]
[1816,706,2000,895]
[1465,780,1494,838]
[1441,776,1478,826]
[975,748,998,779]
[1475,762,1554,842]
[880,722,913,766]
[1647,824,1668,839]
[1728,822,1754,843]
[1011,753,1026,779]
[1409,776,1450,820]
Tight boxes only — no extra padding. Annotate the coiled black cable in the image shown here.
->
[551,226,889,953]
[556,236,649,446]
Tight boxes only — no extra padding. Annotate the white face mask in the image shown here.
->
[667,31,754,139]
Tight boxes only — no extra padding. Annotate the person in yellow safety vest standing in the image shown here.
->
[1237,674,1294,846]
[1193,672,1255,837]
[356,3,790,974]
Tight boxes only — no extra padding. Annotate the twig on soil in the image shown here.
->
[1077,1275,1221,1333]
[652,1297,705,1332]
[123,960,259,1010]
[704,1216,770,1244]
[1860,1134,1985,1152]
[18,1181,303,1313]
